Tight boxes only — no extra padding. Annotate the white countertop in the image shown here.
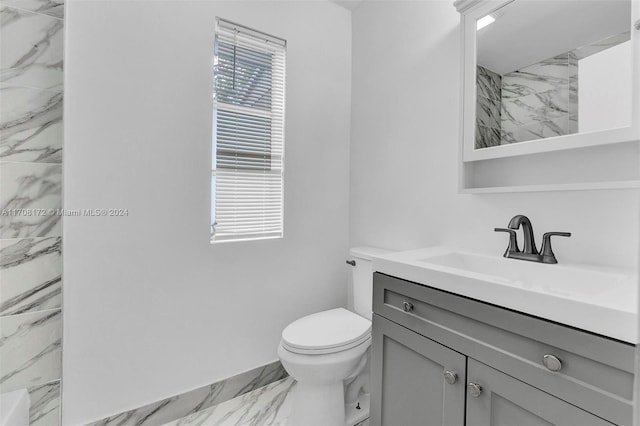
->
[372,246,638,344]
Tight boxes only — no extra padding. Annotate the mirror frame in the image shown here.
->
[458,0,640,162]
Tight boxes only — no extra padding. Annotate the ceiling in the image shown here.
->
[477,0,630,75]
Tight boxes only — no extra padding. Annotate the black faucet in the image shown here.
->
[495,215,571,264]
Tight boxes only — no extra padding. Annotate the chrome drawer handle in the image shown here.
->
[402,301,414,312]
[444,370,458,385]
[468,382,482,397]
[543,354,562,372]
[346,260,356,266]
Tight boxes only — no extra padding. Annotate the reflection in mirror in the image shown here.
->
[475,0,632,149]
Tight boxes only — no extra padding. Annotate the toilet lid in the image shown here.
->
[281,308,371,354]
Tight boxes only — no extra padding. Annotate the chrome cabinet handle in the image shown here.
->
[402,301,414,312]
[346,260,356,266]
[444,370,458,385]
[468,382,482,397]
[543,354,562,372]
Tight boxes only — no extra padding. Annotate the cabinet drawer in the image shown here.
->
[373,273,635,425]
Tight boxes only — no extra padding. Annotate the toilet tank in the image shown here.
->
[349,247,392,320]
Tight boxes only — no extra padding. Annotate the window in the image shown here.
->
[211,19,286,243]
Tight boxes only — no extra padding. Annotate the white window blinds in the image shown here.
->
[212,19,286,243]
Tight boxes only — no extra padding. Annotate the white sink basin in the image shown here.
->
[373,247,638,343]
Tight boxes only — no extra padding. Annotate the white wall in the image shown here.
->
[62,1,351,424]
[350,1,638,270]
[579,40,633,133]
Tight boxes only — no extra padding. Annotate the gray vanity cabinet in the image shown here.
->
[370,314,466,426]
[466,359,613,426]
[370,273,635,426]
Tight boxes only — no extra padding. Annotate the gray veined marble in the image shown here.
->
[0,5,63,89]
[0,0,64,18]
[90,361,289,426]
[568,52,578,80]
[0,308,61,392]
[479,31,627,147]
[165,377,370,426]
[476,96,501,129]
[0,237,62,315]
[0,162,62,238]
[0,85,63,162]
[501,54,569,99]
[498,52,574,144]
[475,124,501,149]
[28,379,60,426]
[569,114,578,134]
[475,66,502,148]
[501,116,570,144]
[568,77,578,125]
[165,378,295,426]
[501,87,569,129]
[476,66,501,101]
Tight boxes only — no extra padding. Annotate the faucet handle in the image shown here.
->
[540,232,571,264]
[495,228,519,256]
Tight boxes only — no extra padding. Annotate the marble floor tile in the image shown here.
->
[0,0,64,19]
[0,308,61,392]
[0,85,63,162]
[166,378,371,426]
[0,162,62,238]
[90,362,288,426]
[0,237,62,315]
[0,5,63,89]
[28,379,60,426]
[166,378,295,426]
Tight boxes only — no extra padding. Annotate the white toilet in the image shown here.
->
[278,247,389,426]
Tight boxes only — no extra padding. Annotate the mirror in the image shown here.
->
[474,0,632,150]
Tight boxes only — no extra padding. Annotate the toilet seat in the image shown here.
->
[281,308,371,355]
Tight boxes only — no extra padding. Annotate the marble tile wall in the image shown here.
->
[0,0,64,424]
[475,65,502,149]
[500,54,574,144]
[90,361,288,426]
[475,31,630,149]
[490,32,629,146]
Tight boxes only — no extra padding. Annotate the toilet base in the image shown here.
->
[287,381,345,426]
[345,392,370,426]
[286,385,370,426]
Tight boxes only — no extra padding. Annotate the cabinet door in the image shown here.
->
[370,314,466,426]
[466,359,614,426]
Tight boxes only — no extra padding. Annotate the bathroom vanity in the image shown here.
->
[369,249,637,426]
